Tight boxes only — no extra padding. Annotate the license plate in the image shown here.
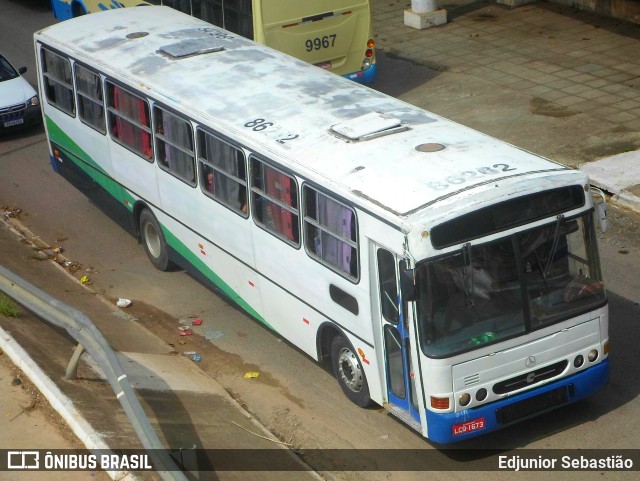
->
[3,118,24,127]
[452,417,486,436]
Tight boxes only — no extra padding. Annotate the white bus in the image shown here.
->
[50,0,377,83]
[34,6,609,444]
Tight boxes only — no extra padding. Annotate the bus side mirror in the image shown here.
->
[590,186,607,233]
[400,268,417,302]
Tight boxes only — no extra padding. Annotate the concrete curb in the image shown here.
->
[579,151,640,215]
[1,214,326,479]
[612,190,640,214]
[0,326,137,481]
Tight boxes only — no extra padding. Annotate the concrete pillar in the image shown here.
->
[404,0,447,30]
[413,0,436,13]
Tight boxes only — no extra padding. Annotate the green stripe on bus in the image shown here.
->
[46,116,133,208]
[46,116,105,173]
[161,227,272,330]
[47,117,270,330]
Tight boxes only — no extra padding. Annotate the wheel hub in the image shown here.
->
[338,347,363,393]
[144,223,161,259]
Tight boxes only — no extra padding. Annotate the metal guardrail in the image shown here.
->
[0,264,188,481]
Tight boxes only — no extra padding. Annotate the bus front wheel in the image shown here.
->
[331,335,372,408]
[140,209,173,271]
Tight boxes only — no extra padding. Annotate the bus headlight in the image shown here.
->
[574,355,584,368]
[362,58,371,70]
[476,388,488,402]
[588,349,599,362]
[459,393,471,407]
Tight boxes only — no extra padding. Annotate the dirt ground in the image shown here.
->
[0,348,112,481]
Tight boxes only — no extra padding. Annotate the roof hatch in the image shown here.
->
[159,38,225,59]
[329,112,409,142]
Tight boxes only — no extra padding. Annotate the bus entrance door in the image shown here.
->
[376,249,420,427]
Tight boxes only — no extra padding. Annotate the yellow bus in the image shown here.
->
[50,0,377,83]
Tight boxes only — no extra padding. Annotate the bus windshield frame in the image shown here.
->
[415,210,606,359]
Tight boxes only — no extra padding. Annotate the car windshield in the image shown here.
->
[0,55,19,82]
[415,211,606,358]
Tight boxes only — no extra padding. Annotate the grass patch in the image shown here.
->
[0,294,20,318]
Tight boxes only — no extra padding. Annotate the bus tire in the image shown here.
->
[140,209,173,271]
[331,335,372,408]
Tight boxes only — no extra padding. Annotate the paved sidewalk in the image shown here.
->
[0,352,112,481]
[371,0,640,212]
[0,218,318,481]
[373,0,640,131]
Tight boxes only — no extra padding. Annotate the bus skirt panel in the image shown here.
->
[49,140,136,236]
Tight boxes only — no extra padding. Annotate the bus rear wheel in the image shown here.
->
[139,209,173,271]
[331,335,372,408]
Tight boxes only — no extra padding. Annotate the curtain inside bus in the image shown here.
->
[159,111,194,182]
[112,86,151,159]
[75,66,104,131]
[316,195,354,274]
[265,167,294,241]
[43,49,75,114]
[206,137,242,209]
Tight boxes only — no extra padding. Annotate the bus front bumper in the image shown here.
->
[344,63,377,84]
[425,359,609,444]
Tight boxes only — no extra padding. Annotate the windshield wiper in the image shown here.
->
[462,242,475,308]
[544,214,564,276]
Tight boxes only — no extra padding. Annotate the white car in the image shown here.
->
[0,53,41,132]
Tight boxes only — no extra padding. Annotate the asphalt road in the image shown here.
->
[2,2,640,481]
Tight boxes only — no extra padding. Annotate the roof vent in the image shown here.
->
[159,38,225,59]
[329,112,408,142]
[416,142,446,152]
[126,32,148,39]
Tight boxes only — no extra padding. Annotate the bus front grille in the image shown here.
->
[493,360,568,394]
[495,385,570,425]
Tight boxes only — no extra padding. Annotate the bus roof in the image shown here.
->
[35,7,582,226]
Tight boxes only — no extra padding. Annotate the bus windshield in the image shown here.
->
[415,212,606,358]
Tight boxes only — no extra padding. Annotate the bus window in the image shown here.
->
[41,48,75,116]
[75,64,105,133]
[303,186,358,281]
[222,0,253,39]
[154,107,196,185]
[198,129,248,215]
[161,0,191,14]
[106,82,153,160]
[197,0,223,27]
[251,158,299,245]
[377,249,399,324]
